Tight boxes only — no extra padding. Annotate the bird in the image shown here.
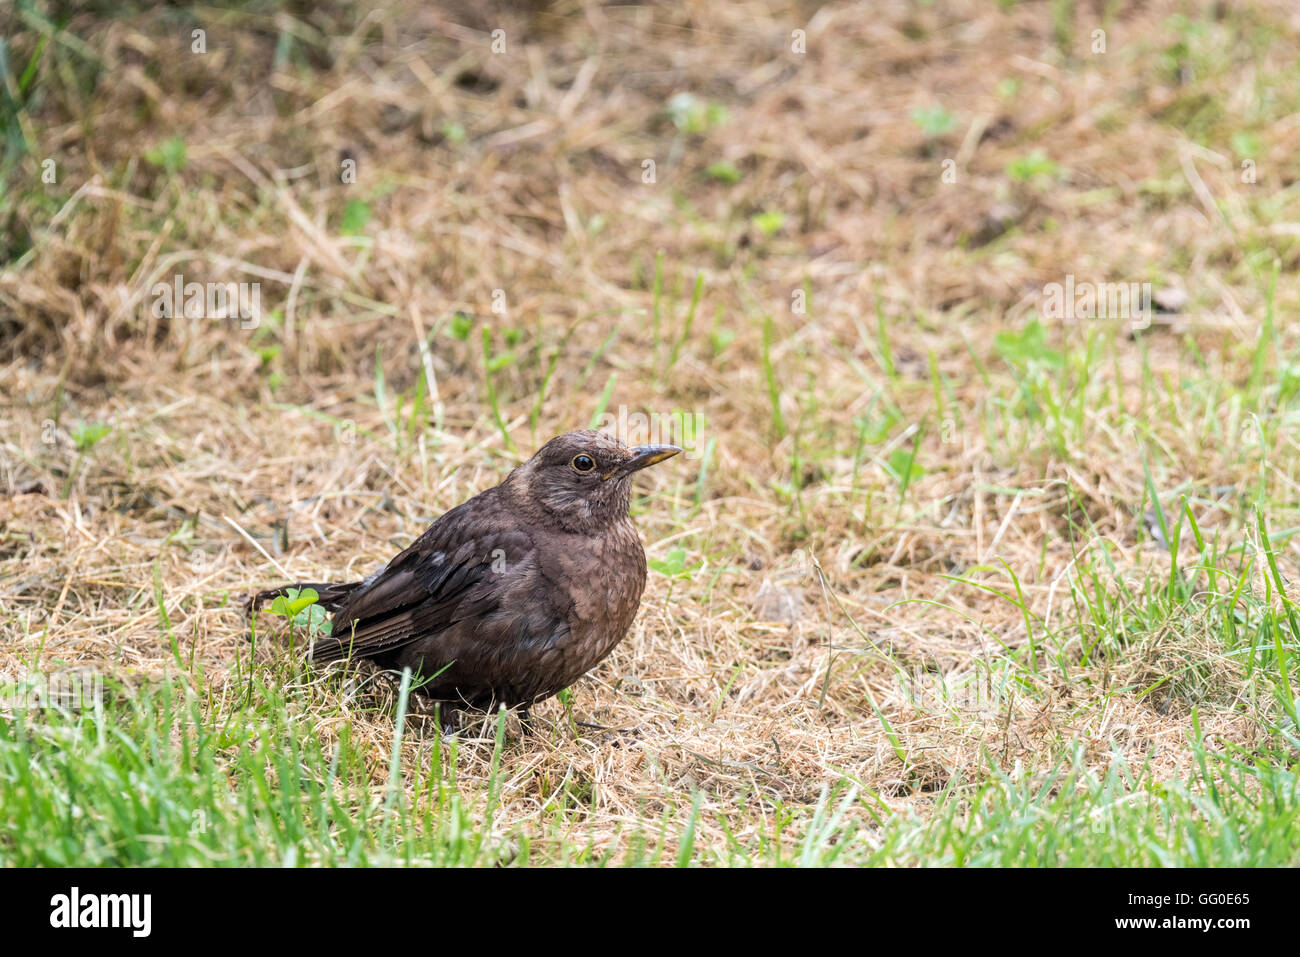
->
[250,430,681,728]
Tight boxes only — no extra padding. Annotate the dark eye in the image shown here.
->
[571,454,596,473]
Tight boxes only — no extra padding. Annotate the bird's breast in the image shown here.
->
[548,519,646,653]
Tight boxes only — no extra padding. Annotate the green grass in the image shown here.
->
[4,677,1298,866]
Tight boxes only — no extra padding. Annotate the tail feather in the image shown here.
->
[248,581,361,614]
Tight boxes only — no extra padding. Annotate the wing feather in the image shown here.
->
[309,489,535,663]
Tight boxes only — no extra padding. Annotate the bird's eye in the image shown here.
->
[571,454,596,473]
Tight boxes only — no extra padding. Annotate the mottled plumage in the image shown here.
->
[252,430,680,724]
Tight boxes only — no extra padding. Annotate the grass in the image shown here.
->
[3,0,1300,866]
[6,677,1298,866]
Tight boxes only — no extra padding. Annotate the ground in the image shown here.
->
[2,0,1299,865]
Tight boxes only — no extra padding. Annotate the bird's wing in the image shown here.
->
[310,492,535,662]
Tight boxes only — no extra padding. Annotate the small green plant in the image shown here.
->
[649,546,702,604]
[648,546,700,580]
[255,345,283,392]
[752,210,784,237]
[994,319,1064,368]
[61,421,113,497]
[264,587,332,637]
[484,335,516,372]
[448,311,474,340]
[144,136,186,174]
[340,199,371,235]
[911,105,957,138]
[884,421,927,518]
[71,421,111,452]
[852,408,902,492]
[886,446,925,489]
[1007,149,1060,186]
[705,160,742,185]
[666,93,729,134]
[857,409,900,445]
[1231,131,1260,158]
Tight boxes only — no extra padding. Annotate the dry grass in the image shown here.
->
[3,0,1300,863]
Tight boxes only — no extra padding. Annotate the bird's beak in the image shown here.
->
[609,444,682,478]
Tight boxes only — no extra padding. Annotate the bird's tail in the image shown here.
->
[247,581,361,614]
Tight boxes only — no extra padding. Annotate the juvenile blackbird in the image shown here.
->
[251,430,680,725]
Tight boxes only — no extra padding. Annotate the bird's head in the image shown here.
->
[507,429,681,532]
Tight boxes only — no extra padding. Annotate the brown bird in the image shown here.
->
[251,430,681,727]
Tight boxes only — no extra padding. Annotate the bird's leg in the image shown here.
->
[436,705,462,736]
[517,705,535,736]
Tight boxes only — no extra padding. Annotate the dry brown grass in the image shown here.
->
[3,0,1300,861]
